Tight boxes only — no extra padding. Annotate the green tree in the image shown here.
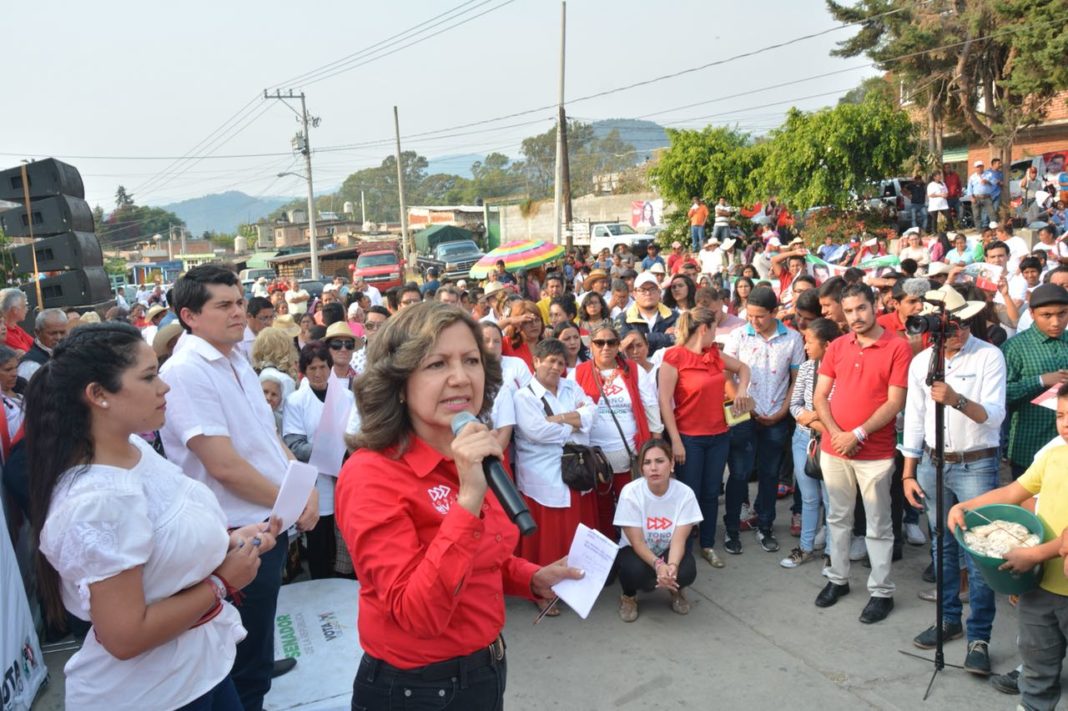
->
[756,93,914,210]
[98,199,184,249]
[104,256,128,276]
[114,185,134,208]
[419,173,472,204]
[827,0,1068,174]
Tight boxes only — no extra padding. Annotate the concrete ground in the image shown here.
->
[32,491,1059,711]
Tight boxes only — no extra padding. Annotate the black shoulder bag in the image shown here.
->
[531,385,612,492]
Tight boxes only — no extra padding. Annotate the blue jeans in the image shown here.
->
[690,225,705,252]
[917,454,998,641]
[727,418,791,532]
[676,432,730,548]
[908,203,928,230]
[177,677,242,711]
[231,529,288,711]
[791,428,823,552]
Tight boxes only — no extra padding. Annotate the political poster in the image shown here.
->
[266,578,360,711]
[630,199,663,230]
[1,504,47,711]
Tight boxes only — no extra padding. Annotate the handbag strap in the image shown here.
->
[528,383,555,418]
[594,368,634,459]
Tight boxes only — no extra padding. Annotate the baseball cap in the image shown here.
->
[649,262,667,274]
[1029,284,1068,310]
[634,272,661,290]
[671,241,682,249]
[902,227,920,237]
[989,222,999,230]
[974,160,984,167]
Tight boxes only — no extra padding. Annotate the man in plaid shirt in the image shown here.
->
[1002,284,1068,477]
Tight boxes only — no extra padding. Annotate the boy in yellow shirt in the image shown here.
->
[948,382,1068,710]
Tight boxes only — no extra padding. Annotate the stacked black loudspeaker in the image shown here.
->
[0,159,111,314]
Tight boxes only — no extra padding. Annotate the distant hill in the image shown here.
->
[160,191,290,235]
[590,119,669,164]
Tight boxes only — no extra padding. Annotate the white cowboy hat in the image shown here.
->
[922,284,985,321]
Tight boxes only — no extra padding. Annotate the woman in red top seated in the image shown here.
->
[1,288,33,355]
[335,302,581,710]
[658,307,753,568]
[501,299,543,372]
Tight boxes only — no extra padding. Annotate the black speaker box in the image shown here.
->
[0,159,85,201]
[21,267,113,310]
[9,232,103,273]
[0,195,94,236]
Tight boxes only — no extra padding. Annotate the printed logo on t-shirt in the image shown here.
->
[427,485,452,515]
[646,516,672,530]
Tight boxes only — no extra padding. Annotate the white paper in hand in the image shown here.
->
[551,523,619,619]
[271,460,318,530]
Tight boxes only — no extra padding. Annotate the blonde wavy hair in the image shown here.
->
[251,326,299,379]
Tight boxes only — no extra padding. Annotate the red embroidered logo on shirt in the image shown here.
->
[427,485,452,515]
[646,516,673,531]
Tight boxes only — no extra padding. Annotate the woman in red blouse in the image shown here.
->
[658,307,753,569]
[501,299,543,372]
[335,302,581,710]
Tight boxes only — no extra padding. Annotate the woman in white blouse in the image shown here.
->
[613,438,702,622]
[927,170,950,232]
[0,344,24,459]
[29,323,278,711]
[513,338,598,615]
[480,321,524,451]
[283,342,354,580]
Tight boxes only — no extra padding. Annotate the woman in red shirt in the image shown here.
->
[335,302,581,710]
[658,307,753,568]
[501,300,543,372]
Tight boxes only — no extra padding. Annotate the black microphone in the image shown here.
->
[451,412,537,536]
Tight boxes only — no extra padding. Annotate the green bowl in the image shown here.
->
[953,504,1046,595]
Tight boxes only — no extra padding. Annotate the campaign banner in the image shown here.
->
[964,262,1003,292]
[630,199,663,230]
[266,578,361,711]
[1,504,47,711]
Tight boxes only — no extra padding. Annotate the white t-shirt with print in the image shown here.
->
[613,478,703,557]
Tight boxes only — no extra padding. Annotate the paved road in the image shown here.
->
[32,493,1051,710]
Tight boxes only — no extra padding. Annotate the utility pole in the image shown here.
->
[553,1,567,248]
[560,104,572,249]
[360,189,366,225]
[264,89,321,279]
[394,106,411,272]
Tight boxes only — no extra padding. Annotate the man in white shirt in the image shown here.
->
[998,223,1031,275]
[900,286,1005,675]
[160,265,318,710]
[698,236,724,279]
[237,296,276,361]
[712,197,733,244]
[16,308,67,380]
[352,276,383,307]
[284,277,310,316]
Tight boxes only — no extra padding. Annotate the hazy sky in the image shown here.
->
[5,0,878,209]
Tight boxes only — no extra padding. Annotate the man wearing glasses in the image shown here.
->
[614,272,678,354]
[900,285,1005,674]
[238,296,276,360]
[353,306,390,376]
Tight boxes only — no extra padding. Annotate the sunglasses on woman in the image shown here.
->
[328,339,357,350]
[591,338,619,348]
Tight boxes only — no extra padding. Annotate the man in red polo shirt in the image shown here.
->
[812,282,911,624]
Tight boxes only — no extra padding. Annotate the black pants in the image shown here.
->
[616,545,697,596]
[352,652,506,711]
[232,530,288,711]
[305,514,337,579]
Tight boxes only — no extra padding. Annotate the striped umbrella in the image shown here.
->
[469,239,565,279]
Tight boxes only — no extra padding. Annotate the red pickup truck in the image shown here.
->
[352,249,404,291]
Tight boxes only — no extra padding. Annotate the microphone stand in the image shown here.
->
[900,310,965,699]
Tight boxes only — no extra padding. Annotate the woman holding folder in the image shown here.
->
[335,302,582,710]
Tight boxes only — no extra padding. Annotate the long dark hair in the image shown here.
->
[663,274,697,310]
[731,276,754,313]
[26,322,146,628]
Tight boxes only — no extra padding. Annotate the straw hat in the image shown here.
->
[152,322,183,359]
[146,304,168,322]
[484,281,507,297]
[273,314,300,337]
[922,284,985,321]
[324,321,356,342]
[583,269,609,291]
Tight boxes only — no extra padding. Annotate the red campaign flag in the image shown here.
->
[739,202,763,218]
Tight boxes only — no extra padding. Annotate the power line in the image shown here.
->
[271,0,485,88]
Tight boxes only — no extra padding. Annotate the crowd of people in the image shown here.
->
[5,194,1068,709]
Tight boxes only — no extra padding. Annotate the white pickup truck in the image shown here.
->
[573,221,654,256]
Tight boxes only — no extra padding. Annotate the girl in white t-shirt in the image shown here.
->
[613,438,703,622]
[29,323,280,710]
